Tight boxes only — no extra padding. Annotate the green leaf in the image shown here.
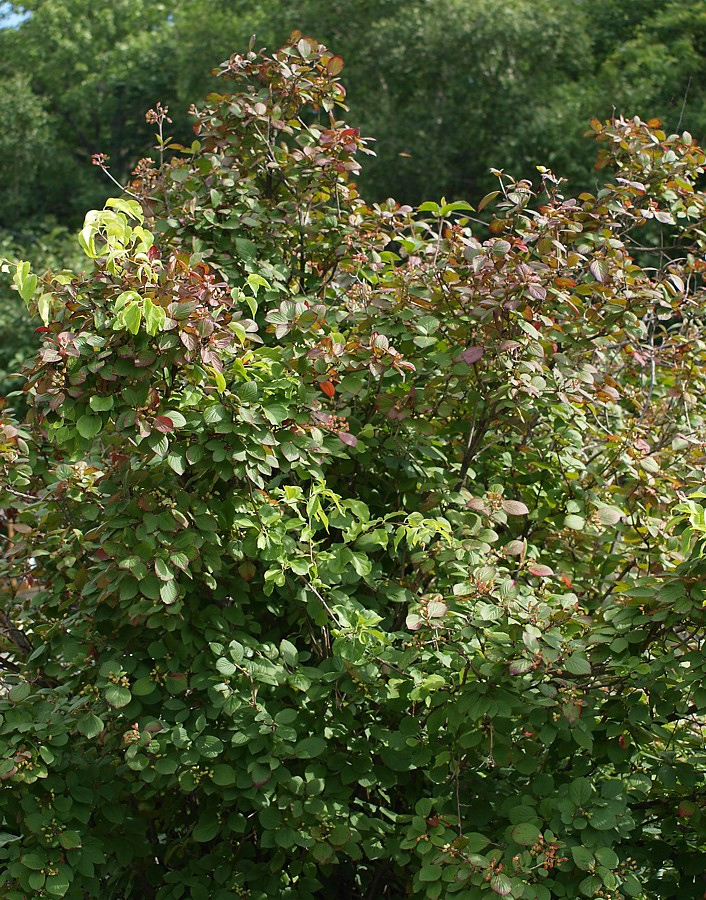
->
[511,822,540,845]
[279,639,298,666]
[419,864,443,882]
[37,292,52,324]
[90,395,114,412]
[579,875,601,897]
[294,737,327,758]
[105,685,131,708]
[186,444,204,464]
[164,410,187,427]
[170,551,189,571]
[165,673,188,694]
[564,514,586,530]
[569,777,592,807]
[594,847,618,868]
[192,817,220,842]
[622,873,642,897]
[122,300,142,334]
[195,734,224,758]
[77,415,103,440]
[59,831,82,849]
[216,657,236,676]
[13,261,38,302]
[565,653,592,676]
[415,798,433,817]
[160,581,179,604]
[589,258,607,283]
[237,381,259,403]
[211,764,236,786]
[167,451,186,474]
[77,713,104,738]
[595,505,624,526]
[143,295,167,335]
[590,808,616,830]
[208,366,227,394]
[106,197,144,221]
[45,866,71,897]
[571,845,595,870]
[229,641,244,663]
[262,403,288,425]
[8,682,30,702]
[490,873,512,896]
[28,872,46,891]
[155,558,174,581]
[132,677,157,697]
[478,190,500,212]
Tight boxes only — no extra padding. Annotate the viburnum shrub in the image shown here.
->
[2,33,706,899]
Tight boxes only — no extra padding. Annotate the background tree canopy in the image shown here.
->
[0,0,704,221]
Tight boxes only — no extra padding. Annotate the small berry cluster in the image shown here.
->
[131,157,159,192]
[7,748,33,780]
[39,816,61,846]
[528,835,567,871]
[472,576,493,596]
[619,857,639,874]
[322,414,349,433]
[483,857,505,882]
[123,723,141,746]
[486,491,504,511]
[145,102,172,126]
[185,764,215,786]
[317,818,334,838]
[107,671,130,689]
[150,665,167,685]
[345,282,372,311]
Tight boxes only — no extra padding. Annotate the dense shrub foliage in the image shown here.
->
[2,36,706,899]
[0,226,80,407]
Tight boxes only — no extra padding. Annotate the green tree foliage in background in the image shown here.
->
[2,36,706,899]
[0,0,704,220]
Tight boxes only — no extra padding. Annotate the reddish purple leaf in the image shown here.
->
[502,499,529,516]
[528,564,553,578]
[326,55,344,76]
[153,416,175,434]
[337,431,358,447]
[457,346,485,365]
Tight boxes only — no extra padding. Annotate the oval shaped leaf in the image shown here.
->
[502,499,529,516]
[105,685,132,708]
